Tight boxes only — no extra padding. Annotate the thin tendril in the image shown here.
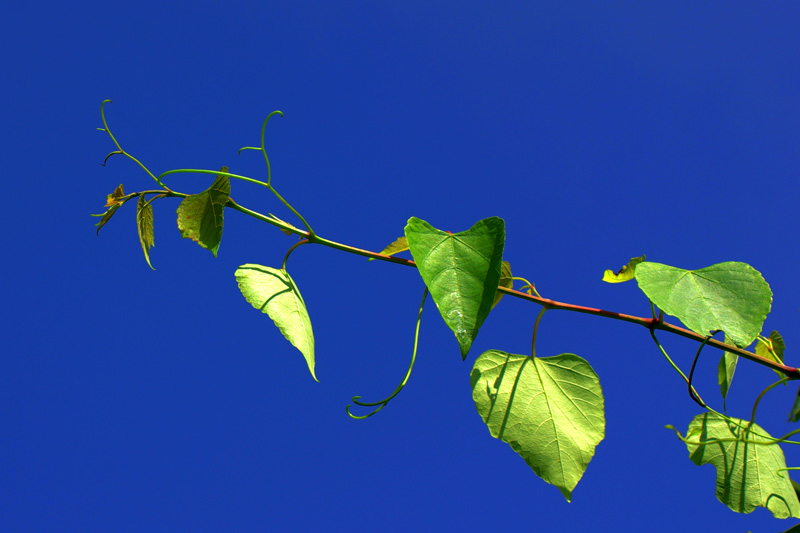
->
[282,239,310,270]
[99,100,164,188]
[687,331,719,407]
[512,276,540,297]
[752,377,790,425]
[346,288,428,419]
[649,329,705,406]
[157,168,269,188]
[531,307,547,357]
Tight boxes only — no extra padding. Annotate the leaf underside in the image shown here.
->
[368,235,409,261]
[634,261,772,348]
[491,261,513,309]
[756,330,786,381]
[680,412,800,518]
[405,217,505,359]
[471,350,605,501]
[235,264,316,381]
[95,183,125,235]
[176,167,230,256]
[137,195,155,270]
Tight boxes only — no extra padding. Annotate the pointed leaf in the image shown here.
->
[602,254,645,283]
[491,261,513,309]
[235,264,316,381]
[757,330,786,382]
[675,412,800,518]
[136,195,155,270]
[634,261,772,347]
[789,386,800,422]
[94,184,125,235]
[471,350,605,501]
[176,167,230,256]
[368,236,409,261]
[405,217,505,359]
[717,334,738,410]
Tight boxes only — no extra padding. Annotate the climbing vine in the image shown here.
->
[94,101,800,524]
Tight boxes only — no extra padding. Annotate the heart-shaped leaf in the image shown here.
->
[405,217,505,359]
[235,264,316,381]
[471,350,605,501]
[176,167,230,256]
[634,261,772,347]
[670,412,800,518]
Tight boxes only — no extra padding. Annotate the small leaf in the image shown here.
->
[789,385,800,422]
[471,350,605,501]
[176,167,230,256]
[756,330,786,382]
[136,195,156,270]
[235,264,316,381]
[674,412,800,518]
[634,261,772,348]
[717,334,738,410]
[268,213,300,236]
[491,261,513,309]
[602,254,645,283]
[405,217,505,359]
[94,184,125,235]
[368,236,409,261]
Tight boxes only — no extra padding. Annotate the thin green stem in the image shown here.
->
[100,100,162,187]
[158,168,269,188]
[649,329,706,407]
[688,332,719,407]
[512,276,540,297]
[751,377,790,425]
[531,307,547,357]
[282,239,310,270]
[346,288,428,419]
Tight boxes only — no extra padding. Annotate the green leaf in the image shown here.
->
[94,184,125,235]
[491,261,513,309]
[235,264,317,381]
[634,261,772,347]
[136,195,155,270]
[790,387,800,422]
[673,412,800,518]
[405,217,505,359]
[176,167,230,256]
[757,330,786,382]
[368,236,409,261]
[717,334,738,410]
[471,350,605,501]
[602,254,645,283]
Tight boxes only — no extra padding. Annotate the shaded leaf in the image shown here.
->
[176,167,230,256]
[235,264,316,381]
[757,330,786,382]
[789,385,800,423]
[471,350,605,501]
[405,217,505,359]
[717,334,738,410]
[671,412,800,518]
[136,195,155,270]
[368,236,409,261]
[634,261,772,347]
[491,261,513,309]
[602,254,645,283]
[94,184,125,235]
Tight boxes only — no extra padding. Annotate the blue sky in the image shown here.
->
[3,2,800,531]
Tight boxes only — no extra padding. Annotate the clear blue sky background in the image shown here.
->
[3,2,800,531]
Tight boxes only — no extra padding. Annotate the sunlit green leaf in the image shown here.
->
[235,264,316,381]
[405,217,505,359]
[491,261,513,309]
[176,167,230,256]
[136,195,155,270]
[670,412,800,518]
[602,255,645,283]
[717,334,738,410]
[368,236,409,261]
[634,261,772,347]
[756,330,786,382]
[471,350,605,501]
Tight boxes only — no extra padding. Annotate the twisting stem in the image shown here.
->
[531,307,547,357]
[751,377,790,425]
[282,239,310,270]
[687,331,719,407]
[346,288,428,419]
[649,329,706,407]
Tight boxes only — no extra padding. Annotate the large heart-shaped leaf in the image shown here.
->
[405,217,505,359]
[634,261,772,347]
[671,412,800,518]
[176,167,230,257]
[471,350,605,501]
[235,264,316,381]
